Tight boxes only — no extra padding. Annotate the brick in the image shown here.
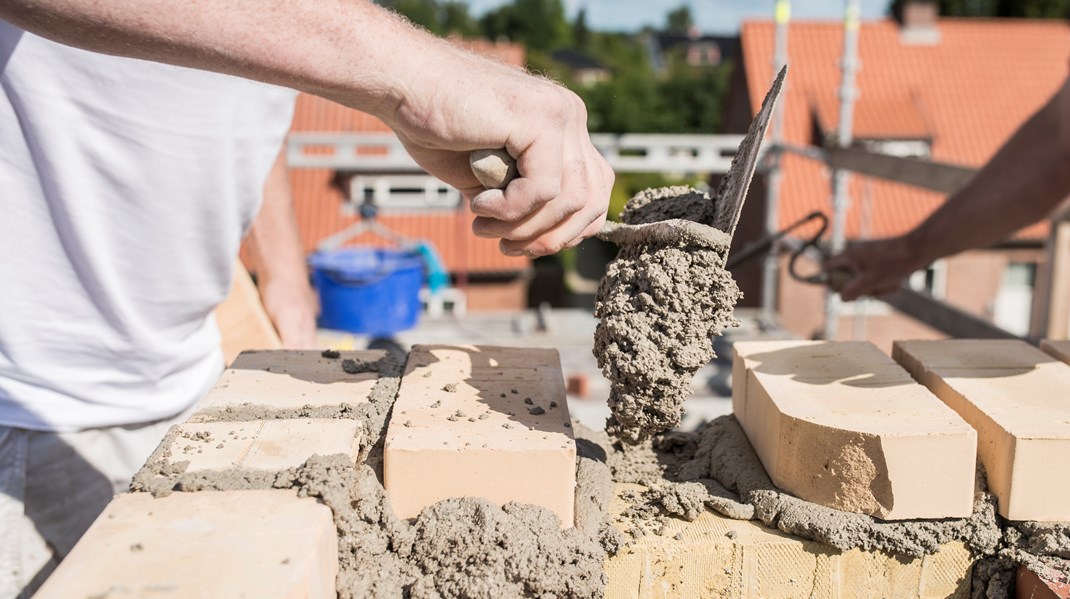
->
[605,483,974,599]
[733,340,976,520]
[384,345,575,526]
[191,349,381,418]
[35,490,337,599]
[1041,339,1070,366]
[167,419,360,472]
[894,339,1070,521]
[1017,564,1070,599]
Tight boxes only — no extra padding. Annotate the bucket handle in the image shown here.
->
[313,253,424,287]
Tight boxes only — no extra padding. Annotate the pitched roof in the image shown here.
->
[284,39,530,274]
[739,18,1070,242]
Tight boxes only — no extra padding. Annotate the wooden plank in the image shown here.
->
[825,146,976,194]
[215,261,281,366]
[881,287,1023,340]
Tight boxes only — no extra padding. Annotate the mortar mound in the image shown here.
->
[594,186,740,444]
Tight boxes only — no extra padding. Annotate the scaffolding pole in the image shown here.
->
[824,0,861,340]
[761,0,791,323]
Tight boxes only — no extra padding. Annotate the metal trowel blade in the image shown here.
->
[712,65,787,241]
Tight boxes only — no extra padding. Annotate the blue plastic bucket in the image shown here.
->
[309,248,424,335]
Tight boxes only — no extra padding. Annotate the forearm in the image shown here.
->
[2,0,612,256]
[907,80,1070,265]
[246,149,317,349]
[2,0,436,123]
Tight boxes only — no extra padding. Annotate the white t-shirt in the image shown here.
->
[0,23,297,432]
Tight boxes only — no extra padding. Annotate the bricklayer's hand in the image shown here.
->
[386,49,612,257]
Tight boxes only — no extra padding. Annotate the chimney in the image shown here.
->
[895,0,940,45]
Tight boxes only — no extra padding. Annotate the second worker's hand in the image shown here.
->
[824,235,925,301]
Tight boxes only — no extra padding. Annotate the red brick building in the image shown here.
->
[725,12,1070,351]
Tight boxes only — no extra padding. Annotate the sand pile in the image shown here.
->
[594,186,741,445]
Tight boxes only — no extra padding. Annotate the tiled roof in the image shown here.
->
[740,18,1070,241]
[284,39,530,274]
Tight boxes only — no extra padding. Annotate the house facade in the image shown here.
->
[724,11,1070,351]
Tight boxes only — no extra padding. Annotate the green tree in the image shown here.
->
[381,0,438,30]
[440,2,479,36]
[573,8,590,51]
[659,58,733,134]
[666,5,694,34]
[480,0,570,52]
[379,0,478,36]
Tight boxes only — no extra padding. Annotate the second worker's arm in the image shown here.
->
[827,76,1070,300]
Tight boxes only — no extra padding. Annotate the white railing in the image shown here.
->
[287,132,748,175]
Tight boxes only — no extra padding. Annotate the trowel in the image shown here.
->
[469,68,786,443]
[468,65,787,260]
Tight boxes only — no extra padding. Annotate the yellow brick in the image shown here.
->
[605,484,972,599]
[384,345,575,525]
[733,340,976,520]
[167,419,360,472]
[895,339,1070,521]
[192,349,381,417]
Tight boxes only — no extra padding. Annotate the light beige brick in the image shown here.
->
[1041,339,1070,366]
[895,339,1070,521]
[192,349,381,417]
[35,490,337,599]
[605,484,973,599]
[167,419,360,472]
[733,340,976,520]
[384,345,576,526]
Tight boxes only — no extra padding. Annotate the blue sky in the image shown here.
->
[462,0,894,34]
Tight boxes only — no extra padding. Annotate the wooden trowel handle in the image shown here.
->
[469,149,518,190]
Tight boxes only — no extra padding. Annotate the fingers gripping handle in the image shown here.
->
[470,149,519,190]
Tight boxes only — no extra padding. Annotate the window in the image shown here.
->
[908,259,947,299]
[858,139,931,160]
[344,175,461,213]
[993,262,1036,336]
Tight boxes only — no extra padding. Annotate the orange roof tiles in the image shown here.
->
[740,18,1070,241]
[811,93,932,140]
[285,39,529,274]
[287,168,529,274]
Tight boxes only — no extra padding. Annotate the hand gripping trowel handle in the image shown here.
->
[469,149,518,190]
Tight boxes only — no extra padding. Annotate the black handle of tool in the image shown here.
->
[726,211,853,292]
[726,211,826,270]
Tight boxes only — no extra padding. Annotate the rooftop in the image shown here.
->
[739,18,1070,241]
